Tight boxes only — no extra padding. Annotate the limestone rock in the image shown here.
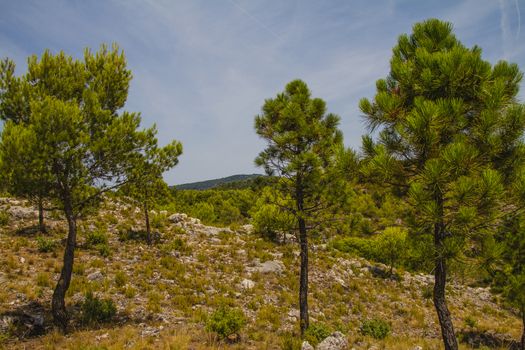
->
[317,331,348,350]
[240,278,255,290]
[256,260,284,274]
[168,213,188,223]
[87,271,103,281]
[302,341,314,350]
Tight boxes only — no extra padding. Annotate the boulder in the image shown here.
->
[87,271,103,281]
[168,213,188,223]
[256,260,284,274]
[317,331,348,350]
[240,278,255,290]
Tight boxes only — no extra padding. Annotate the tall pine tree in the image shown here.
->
[360,19,524,349]
[0,45,181,331]
[255,80,346,335]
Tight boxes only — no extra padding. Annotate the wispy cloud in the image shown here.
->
[1,0,524,183]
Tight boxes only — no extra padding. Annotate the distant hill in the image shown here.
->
[174,174,265,190]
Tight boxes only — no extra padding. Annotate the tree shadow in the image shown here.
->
[117,229,160,243]
[14,225,45,236]
[459,329,520,349]
[0,301,50,339]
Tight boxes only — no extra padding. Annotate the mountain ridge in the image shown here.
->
[174,174,264,190]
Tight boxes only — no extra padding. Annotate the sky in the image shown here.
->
[1,0,524,185]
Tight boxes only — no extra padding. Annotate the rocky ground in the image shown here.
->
[0,197,522,349]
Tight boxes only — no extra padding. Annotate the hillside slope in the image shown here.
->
[0,198,522,349]
[175,174,264,190]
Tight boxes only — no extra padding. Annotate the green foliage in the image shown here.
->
[0,210,8,226]
[150,212,167,229]
[205,305,246,339]
[161,237,191,255]
[280,333,302,350]
[118,228,147,242]
[36,236,57,253]
[332,227,408,272]
[304,323,332,346]
[81,292,117,325]
[360,19,525,347]
[169,188,256,226]
[374,227,407,273]
[250,187,294,241]
[360,318,391,339]
[85,230,111,256]
[86,230,108,247]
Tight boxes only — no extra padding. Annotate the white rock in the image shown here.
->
[240,278,255,290]
[87,271,103,281]
[302,341,314,350]
[256,260,284,274]
[168,213,188,223]
[317,331,348,350]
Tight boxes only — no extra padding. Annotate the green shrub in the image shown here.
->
[81,292,116,324]
[205,305,245,339]
[0,210,8,226]
[86,230,108,247]
[332,227,408,274]
[421,285,433,299]
[280,332,302,350]
[374,227,407,274]
[96,243,111,257]
[114,271,127,288]
[360,318,390,339]
[150,212,167,229]
[161,237,191,255]
[36,236,57,253]
[464,315,477,328]
[118,229,147,242]
[331,237,376,260]
[304,322,332,346]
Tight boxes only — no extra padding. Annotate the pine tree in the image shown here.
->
[254,79,345,335]
[121,139,182,245]
[0,58,52,233]
[360,19,524,349]
[0,45,180,331]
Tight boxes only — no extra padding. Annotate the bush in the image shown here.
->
[81,291,116,324]
[151,212,167,229]
[85,230,111,256]
[96,243,111,257]
[36,236,57,253]
[304,323,332,346]
[205,305,245,339]
[0,210,8,226]
[360,318,390,339]
[86,230,108,246]
[280,332,302,350]
[114,271,127,288]
[118,229,147,242]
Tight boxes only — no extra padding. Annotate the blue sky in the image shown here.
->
[1,0,524,185]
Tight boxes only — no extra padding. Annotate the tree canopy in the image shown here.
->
[360,19,525,350]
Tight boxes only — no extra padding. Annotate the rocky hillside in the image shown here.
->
[0,198,522,349]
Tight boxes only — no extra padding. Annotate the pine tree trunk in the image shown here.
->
[296,175,309,336]
[299,216,309,335]
[144,202,151,245]
[433,194,458,350]
[51,198,76,332]
[38,197,46,234]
